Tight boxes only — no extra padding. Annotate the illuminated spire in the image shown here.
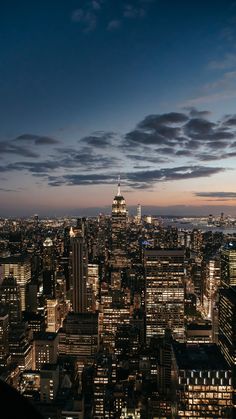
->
[117,175,121,196]
[69,226,75,238]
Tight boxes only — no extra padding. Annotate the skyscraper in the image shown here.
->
[144,248,185,342]
[0,304,9,367]
[218,287,236,368]
[0,276,21,325]
[111,178,128,267]
[71,229,87,313]
[42,237,55,298]
[137,203,141,223]
[218,286,236,410]
[221,241,236,287]
[1,255,31,311]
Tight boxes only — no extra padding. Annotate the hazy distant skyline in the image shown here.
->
[1,0,236,216]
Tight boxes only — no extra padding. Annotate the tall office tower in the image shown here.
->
[218,286,236,408]
[137,204,141,223]
[25,278,38,313]
[190,229,203,253]
[158,329,172,397]
[0,304,9,367]
[71,231,87,313]
[218,287,236,366]
[0,254,31,311]
[42,237,55,298]
[111,178,128,267]
[0,276,21,325]
[172,343,233,418]
[62,226,71,291]
[93,354,113,419]
[100,287,131,351]
[203,257,220,319]
[221,241,236,287]
[144,248,185,342]
[87,264,99,312]
[9,322,33,370]
[191,259,204,304]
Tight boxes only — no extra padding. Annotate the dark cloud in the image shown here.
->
[2,108,236,193]
[0,149,119,174]
[197,150,236,161]
[126,154,168,163]
[0,142,39,158]
[15,134,60,145]
[157,147,176,155]
[223,115,236,126]
[197,153,223,161]
[125,130,169,146]
[126,166,224,188]
[186,107,211,118]
[122,110,236,163]
[195,192,236,199]
[205,140,230,149]
[47,165,225,189]
[55,147,77,154]
[184,118,216,138]
[80,131,116,148]
[138,112,188,130]
[175,150,193,157]
[133,165,151,169]
[48,173,114,187]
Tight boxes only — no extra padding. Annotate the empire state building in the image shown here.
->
[111,178,128,267]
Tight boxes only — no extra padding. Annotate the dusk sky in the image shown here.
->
[1,0,236,216]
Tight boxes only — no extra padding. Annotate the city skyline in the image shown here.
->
[1,0,236,215]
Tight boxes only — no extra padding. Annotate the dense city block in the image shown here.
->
[0,185,236,418]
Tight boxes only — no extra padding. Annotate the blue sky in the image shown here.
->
[1,0,236,216]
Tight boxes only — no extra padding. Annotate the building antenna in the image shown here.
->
[117,174,121,196]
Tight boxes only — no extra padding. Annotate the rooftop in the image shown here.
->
[40,363,58,371]
[34,332,58,341]
[173,343,229,370]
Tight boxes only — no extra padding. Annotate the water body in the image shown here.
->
[162,220,236,235]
